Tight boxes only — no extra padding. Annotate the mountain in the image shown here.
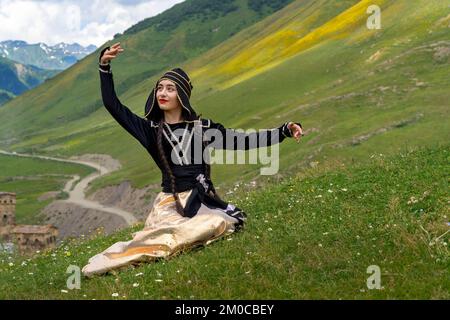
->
[0,0,297,139]
[0,0,448,204]
[0,56,59,106]
[0,40,97,70]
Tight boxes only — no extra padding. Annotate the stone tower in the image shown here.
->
[0,192,15,226]
[0,192,16,241]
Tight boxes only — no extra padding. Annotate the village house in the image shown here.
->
[0,192,58,254]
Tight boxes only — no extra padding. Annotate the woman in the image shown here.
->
[82,42,303,277]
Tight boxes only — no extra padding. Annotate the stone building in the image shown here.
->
[11,225,58,253]
[0,192,15,241]
[0,192,58,254]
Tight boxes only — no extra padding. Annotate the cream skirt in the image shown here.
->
[82,189,241,277]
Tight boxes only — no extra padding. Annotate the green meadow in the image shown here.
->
[0,144,447,299]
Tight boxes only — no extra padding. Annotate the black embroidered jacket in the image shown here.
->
[98,63,300,193]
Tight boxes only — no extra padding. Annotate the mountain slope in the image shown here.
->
[0,56,58,106]
[0,0,295,140]
[0,0,448,198]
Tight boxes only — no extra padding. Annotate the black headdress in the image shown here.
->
[144,68,198,122]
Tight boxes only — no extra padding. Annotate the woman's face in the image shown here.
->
[156,79,181,112]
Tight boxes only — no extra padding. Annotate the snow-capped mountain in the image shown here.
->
[0,40,97,70]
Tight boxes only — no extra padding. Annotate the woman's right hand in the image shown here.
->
[100,42,124,65]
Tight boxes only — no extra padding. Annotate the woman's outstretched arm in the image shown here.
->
[98,43,153,149]
[207,119,303,150]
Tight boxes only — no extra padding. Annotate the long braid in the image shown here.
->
[157,122,185,216]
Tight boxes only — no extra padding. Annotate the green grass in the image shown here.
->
[0,154,95,224]
[0,144,447,299]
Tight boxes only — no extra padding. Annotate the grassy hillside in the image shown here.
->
[0,144,447,299]
[0,0,294,139]
[0,56,58,106]
[0,0,448,221]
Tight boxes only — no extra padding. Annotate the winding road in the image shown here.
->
[0,149,138,225]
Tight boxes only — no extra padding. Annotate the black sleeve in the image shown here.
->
[206,119,302,150]
[98,47,153,149]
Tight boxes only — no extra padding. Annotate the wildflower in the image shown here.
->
[61,290,68,294]
[155,279,163,282]
[268,228,272,231]
[341,188,348,192]
[407,196,418,204]
[318,243,323,247]
[132,283,139,288]
[112,293,119,297]
[328,189,333,193]
[135,272,144,277]
[8,262,13,267]
[245,271,251,274]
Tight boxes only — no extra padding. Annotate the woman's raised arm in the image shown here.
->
[98,43,153,149]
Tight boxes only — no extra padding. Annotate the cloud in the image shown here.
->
[0,0,185,46]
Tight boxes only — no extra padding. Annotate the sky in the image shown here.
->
[0,0,186,47]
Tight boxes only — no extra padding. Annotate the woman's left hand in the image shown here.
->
[288,122,304,143]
